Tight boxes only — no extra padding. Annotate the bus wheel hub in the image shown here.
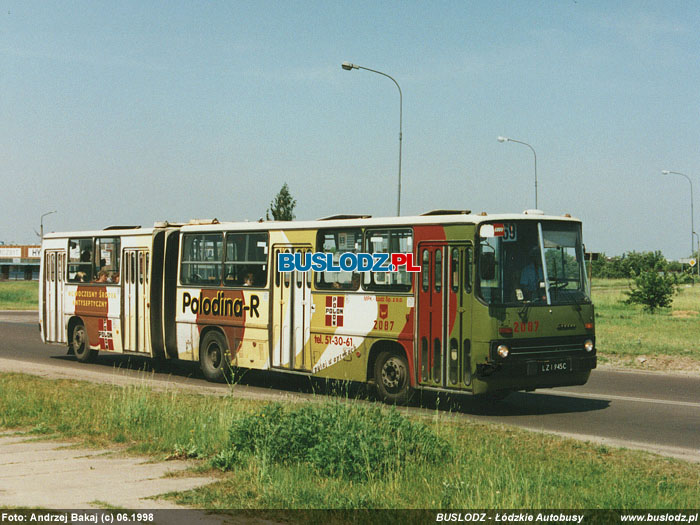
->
[382,357,403,389]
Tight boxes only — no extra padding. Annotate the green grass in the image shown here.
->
[0,281,38,310]
[0,373,698,510]
[591,278,700,370]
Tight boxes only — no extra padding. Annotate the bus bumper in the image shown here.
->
[474,354,596,393]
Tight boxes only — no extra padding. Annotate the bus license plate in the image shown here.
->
[538,359,571,374]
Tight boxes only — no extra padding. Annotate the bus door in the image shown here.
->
[43,250,66,343]
[271,245,312,370]
[417,243,472,388]
[123,249,149,353]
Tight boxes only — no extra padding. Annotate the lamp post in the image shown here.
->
[498,136,538,209]
[40,210,57,239]
[342,62,403,216]
[662,170,697,277]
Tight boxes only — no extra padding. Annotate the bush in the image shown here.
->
[219,401,452,481]
[675,272,695,285]
[624,268,678,313]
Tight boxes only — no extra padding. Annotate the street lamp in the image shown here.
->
[342,61,403,216]
[498,136,538,209]
[40,210,57,239]
[662,170,697,276]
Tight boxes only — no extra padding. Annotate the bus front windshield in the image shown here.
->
[477,221,589,306]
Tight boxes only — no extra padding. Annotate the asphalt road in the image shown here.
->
[2,311,699,462]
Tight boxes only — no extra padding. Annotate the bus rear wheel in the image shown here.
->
[72,322,97,363]
[199,331,230,383]
[374,351,413,405]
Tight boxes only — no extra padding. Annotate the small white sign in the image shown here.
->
[480,224,495,238]
[0,248,21,257]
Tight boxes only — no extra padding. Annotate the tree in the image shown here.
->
[624,263,678,313]
[591,250,670,279]
[266,183,297,221]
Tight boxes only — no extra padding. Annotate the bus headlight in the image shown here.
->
[497,345,510,358]
[584,339,594,352]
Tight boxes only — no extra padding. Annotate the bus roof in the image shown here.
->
[42,211,581,239]
[43,227,157,239]
[181,211,581,233]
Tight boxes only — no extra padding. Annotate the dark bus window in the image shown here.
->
[180,233,224,285]
[434,249,442,293]
[465,246,473,293]
[67,238,94,283]
[94,237,120,284]
[365,228,413,293]
[421,250,430,292]
[223,232,268,288]
[451,248,459,293]
[315,229,362,291]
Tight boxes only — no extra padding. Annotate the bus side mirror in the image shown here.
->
[480,252,495,281]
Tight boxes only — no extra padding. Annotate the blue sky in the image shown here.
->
[1,1,699,258]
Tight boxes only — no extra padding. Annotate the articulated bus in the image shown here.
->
[40,210,596,403]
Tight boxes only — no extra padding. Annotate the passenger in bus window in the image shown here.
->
[95,270,109,283]
[75,271,88,283]
[243,272,254,286]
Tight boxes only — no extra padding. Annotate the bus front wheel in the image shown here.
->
[199,331,230,383]
[374,351,413,405]
[72,322,97,363]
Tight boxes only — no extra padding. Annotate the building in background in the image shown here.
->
[0,245,40,280]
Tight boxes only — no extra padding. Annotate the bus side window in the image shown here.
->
[465,246,473,293]
[180,233,224,286]
[365,228,413,293]
[315,229,362,291]
[451,248,459,293]
[95,237,120,284]
[224,232,268,288]
[67,238,94,282]
[139,253,144,285]
[434,249,442,293]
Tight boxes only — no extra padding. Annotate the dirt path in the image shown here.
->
[0,432,216,509]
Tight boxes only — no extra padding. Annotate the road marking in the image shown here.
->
[543,390,700,409]
[516,427,700,463]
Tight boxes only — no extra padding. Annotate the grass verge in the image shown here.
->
[591,278,700,372]
[0,281,38,310]
[0,372,698,509]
